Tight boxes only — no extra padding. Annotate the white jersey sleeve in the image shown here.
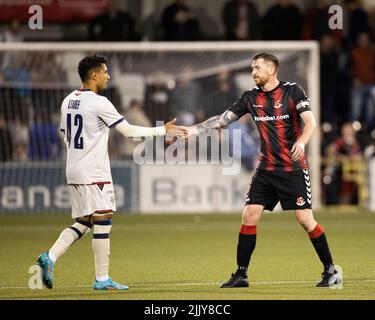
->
[94,96,124,128]
[115,120,166,137]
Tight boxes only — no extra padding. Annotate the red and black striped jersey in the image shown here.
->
[228,81,311,171]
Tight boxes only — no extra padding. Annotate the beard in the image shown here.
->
[98,82,107,93]
[253,76,268,87]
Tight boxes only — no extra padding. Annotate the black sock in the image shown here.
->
[236,232,257,278]
[310,232,333,268]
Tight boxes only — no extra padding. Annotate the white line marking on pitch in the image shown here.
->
[1,279,375,290]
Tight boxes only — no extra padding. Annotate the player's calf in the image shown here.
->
[91,213,129,290]
[92,214,112,283]
[48,219,93,263]
[36,218,93,289]
[220,224,256,289]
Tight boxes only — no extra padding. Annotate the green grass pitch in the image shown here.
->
[0,210,374,300]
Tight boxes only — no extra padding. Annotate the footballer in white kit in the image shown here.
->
[60,89,126,218]
[36,55,187,291]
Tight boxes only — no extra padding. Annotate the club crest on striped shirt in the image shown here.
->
[273,100,282,108]
[296,196,305,206]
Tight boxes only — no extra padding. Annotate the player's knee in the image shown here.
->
[92,213,113,238]
[242,208,261,225]
[92,217,112,237]
[77,215,92,223]
[92,213,113,221]
[73,218,93,237]
[295,210,316,231]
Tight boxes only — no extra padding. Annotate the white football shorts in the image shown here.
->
[69,183,116,219]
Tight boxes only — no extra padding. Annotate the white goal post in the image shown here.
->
[0,41,321,210]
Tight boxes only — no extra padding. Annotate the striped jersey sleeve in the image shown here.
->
[227,91,250,119]
[291,84,311,114]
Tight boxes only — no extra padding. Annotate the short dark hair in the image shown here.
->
[78,54,108,83]
[251,53,279,70]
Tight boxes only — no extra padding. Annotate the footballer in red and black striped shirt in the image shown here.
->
[228,80,310,172]
[187,53,341,288]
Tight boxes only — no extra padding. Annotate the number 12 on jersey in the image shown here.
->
[66,113,84,149]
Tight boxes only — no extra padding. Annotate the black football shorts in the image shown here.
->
[245,168,312,211]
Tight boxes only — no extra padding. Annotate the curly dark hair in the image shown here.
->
[78,54,108,83]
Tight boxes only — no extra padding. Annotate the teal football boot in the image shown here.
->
[93,278,129,290]
[36,252,54,289]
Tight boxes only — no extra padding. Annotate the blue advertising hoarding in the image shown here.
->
[0,161,137,214]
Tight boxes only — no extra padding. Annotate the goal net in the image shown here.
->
[0,42,320,213]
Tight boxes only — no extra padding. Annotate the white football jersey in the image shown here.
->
[60,89,124,184]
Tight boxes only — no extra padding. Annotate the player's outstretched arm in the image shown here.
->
[114,118,187,138]
[187,110,238,137]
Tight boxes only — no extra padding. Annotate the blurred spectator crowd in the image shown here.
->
[2,0,375,205]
